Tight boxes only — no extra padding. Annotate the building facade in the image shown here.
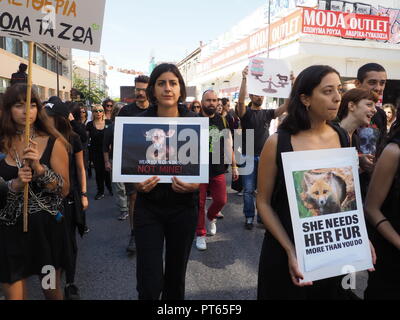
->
[0,37,72,101]
[178,0,400,107]
[73,55,109,95]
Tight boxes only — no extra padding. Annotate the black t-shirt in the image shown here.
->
[69,133,83,192]
[118,102,148,117]
[206,114,229,178]
[10,71,27,86]
[86,120,112,152]
[240,106,276,156]
[357,107,387,156]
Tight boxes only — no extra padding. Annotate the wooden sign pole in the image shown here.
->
[23,41,34,233]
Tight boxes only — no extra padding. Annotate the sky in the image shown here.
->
[73,0,266,98]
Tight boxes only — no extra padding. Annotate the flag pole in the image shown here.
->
[23,41,34,233]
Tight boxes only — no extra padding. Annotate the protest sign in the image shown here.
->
[282,148,373,282]
[247,58,291,98]
[0,0,106,51]
[113,117,209,184]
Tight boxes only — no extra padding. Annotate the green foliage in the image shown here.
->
[293,171,312,219]
[72,73,106,104]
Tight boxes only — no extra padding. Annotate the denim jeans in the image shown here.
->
[242,155,259,219]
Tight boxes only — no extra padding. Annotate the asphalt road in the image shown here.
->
[23,174,367,300]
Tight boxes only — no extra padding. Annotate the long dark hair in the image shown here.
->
[66,101,84,123]
[146,63,186,105]
[49,114,76,145]
[279,65,341,134]
[0,84,68,153]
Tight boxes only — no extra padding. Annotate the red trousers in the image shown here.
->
[196,174,227,237]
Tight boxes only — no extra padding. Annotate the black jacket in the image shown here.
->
[10,71,27,86]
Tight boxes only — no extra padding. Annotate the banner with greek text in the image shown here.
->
[302,8,390,40]
[282,148,373,282]
[0,0,106,51]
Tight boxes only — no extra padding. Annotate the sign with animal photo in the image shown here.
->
[247,58,292,98]
[112,117,209,183]
[0,0,106,51]
[282,148,372,282]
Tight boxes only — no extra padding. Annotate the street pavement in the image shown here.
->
[22,174,367,300]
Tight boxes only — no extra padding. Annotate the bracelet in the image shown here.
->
[375,218,389,229]
[81,192,88,197]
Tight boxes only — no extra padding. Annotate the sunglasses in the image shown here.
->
[93,110,104,113]
[106,104,113,107]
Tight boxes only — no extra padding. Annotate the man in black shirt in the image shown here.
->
[104,75,150,254]
[10,63,28,86]
[195,90,238,251]
[237,66,287,230]
[355,63,388,199]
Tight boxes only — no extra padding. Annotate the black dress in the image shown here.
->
[257,124,352,300]
[364,136,400,300]
[0,137,72,284]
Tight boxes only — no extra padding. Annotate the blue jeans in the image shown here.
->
[242,155,259,219]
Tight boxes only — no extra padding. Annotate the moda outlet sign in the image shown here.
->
[302,8,390,41]
[0,0,106,51]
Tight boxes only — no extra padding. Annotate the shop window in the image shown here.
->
[0,37,5,49]
[22,41,29,60]
[48,88,56,98]
[35,47,47,68]
[0,77,10,94]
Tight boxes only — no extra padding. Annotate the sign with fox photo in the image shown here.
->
[282,148,372,282]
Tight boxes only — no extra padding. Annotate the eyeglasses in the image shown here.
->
[93,110,104,113]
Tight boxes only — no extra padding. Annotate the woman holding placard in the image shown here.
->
[364,109,400,299]
[256,65,360,299]
[0,84,71,300]
[133,63,199,300]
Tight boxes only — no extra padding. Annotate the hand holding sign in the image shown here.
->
[136,176,160,193]
[247,58,292,99]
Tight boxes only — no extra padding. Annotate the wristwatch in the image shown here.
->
[81,192,88,197]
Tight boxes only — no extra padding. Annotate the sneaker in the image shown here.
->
[237,191,243,196]
[196,236,207,251]
[216,212,224,219]
[207,219,217,236]
[245,217,254,230]
[118,211,129,220]
[64,284,80,300]
[95,193,105,200]
[126,235,136,254]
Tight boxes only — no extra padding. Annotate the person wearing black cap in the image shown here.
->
[10,63,28,86]
[45,101,88,300]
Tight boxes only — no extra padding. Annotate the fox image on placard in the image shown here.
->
[301,172,347,216]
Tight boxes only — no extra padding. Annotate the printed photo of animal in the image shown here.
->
[293,167,357,218]
[144,128,176,161]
